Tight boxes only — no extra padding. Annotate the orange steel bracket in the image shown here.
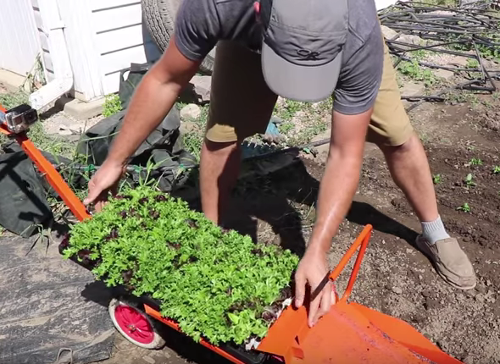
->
[0,104,91,222]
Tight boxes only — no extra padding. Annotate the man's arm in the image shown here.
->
[106,37,201,166]
[308,109,370,253]
[294,107,371,327]
[84,36,202,207]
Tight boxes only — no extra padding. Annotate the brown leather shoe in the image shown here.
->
[416,236,476,290]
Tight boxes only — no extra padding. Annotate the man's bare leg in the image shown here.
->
[379,131,476,289]
[199,139,241,224]
[379,132,438,222]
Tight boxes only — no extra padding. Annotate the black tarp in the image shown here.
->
[0,234,115,364]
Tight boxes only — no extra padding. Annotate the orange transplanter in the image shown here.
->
[0,102,463,364]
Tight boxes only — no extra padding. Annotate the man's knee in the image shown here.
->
[378,130,418,154]
[202,137,241,159]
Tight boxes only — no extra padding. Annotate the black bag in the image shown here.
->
[0,151,53,237]
[76,62,197,192]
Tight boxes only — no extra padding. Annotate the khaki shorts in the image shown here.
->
[205,35,413,147]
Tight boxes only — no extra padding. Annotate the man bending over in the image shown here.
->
[84,0,476,327]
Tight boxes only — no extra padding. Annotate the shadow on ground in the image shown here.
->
[220,157,418,257]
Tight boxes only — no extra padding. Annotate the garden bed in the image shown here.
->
[61,186,299,348]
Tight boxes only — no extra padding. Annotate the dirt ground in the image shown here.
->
[93,89,500,364]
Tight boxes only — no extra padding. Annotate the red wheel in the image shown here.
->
[109,298,166,349]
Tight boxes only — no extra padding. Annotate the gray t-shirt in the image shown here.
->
[174,0,383,115]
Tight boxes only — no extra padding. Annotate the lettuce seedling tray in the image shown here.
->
[60,186,300,352]
[1,106,465,364]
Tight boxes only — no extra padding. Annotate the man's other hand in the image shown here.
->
[83,161,125,212]
[294,248,334,327]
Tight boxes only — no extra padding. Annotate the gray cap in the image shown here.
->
[260,0,348,102]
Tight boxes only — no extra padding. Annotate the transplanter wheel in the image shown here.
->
[109,298,166,349]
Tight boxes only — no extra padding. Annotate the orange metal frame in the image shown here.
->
[0,104,91,222]
[0,104,463,364]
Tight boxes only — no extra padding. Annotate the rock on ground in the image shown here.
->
[398,33,424,45]
[180,104,202,121]
[381,25,398,40]
[189,75,211,103]
[433,69,455,81]
[400,81,426,97]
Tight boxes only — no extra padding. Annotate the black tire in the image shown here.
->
[142,0,215,74]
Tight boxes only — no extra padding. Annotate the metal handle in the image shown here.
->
[0,103,91,222]
[309,224,372,302]
[330,224,373,302]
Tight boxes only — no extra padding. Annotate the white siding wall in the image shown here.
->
[0,0,41,77]
[90,0,162,95]
[2,0,164,101]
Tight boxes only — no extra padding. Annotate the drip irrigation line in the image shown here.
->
[403,78,495,113]
[387,39,471,54]
[473,41,497,90]
[379,0,500,103]
[393,53,500,75]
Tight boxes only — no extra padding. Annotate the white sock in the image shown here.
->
[421,215,450,245]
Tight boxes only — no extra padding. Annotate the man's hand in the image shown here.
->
[83,161,125,212]
[294,247,333,327]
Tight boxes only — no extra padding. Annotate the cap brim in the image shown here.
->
[261,42,342,102]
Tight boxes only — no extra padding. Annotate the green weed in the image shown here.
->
[433,174,442,184]
[27,123,75,159]
[183,131,203,162]
[102,94,122,117]
[457,202,471,213]
[279,122,295,135]
[397,60,437,87]
[274,100,304,121]
[470,158,483,166]
[0,90,29,109]
[466,59,480,69]
[493,166,500,174]
[464,173,476,188]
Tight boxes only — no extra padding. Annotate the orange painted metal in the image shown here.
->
[144,305,247,364]
[256,224,462,364]
[351,302,462,364]
[0,106,91,222]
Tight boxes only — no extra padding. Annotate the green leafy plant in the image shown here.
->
[397,60,436,87]
[62,186,298,345]
[457,202,471,213]
[466,58,480,69]
[464,173,476,188]
[0,90,29,109]
[469,158,483,166]
[278,122,295,135]
[103,94,122,117]
[432,174,442,184]
[493,166,500,174]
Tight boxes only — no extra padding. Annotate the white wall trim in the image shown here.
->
[57,0,104,101]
